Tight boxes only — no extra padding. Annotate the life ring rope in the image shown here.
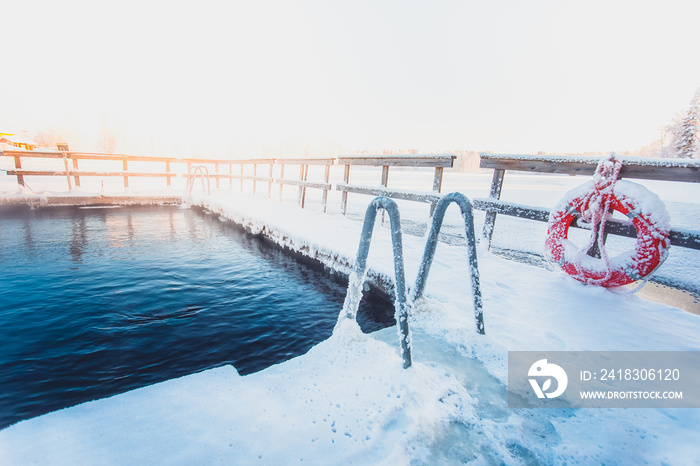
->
[570,154,623,284]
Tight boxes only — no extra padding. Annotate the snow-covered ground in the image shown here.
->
[1,169,699,464]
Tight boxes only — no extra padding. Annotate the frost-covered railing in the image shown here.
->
[335,155,456,215]
[0,150,272,191]
[3,151,454,214]
[477,153,700,251]
[213,158,275,196]
[275,158,333,212]
[2,150,179,188]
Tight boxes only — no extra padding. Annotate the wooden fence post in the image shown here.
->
[122,156,129,188]
[429,166,444,215]
[297,164,305,207]
[380,165,390,222]
[71,155,81,187]
[432,167,444,191]
[341,164,350,215]
[253,164,257,194]
[482,168,505,248]
[268,163,274,198]
[322,163,330,213]
[13,155,24,187]
[279,164,285,201]
[300,164,309,208]
[62,155,73,190]
[380,165,389,188]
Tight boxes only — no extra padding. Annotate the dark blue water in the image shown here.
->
[0,205,394,429]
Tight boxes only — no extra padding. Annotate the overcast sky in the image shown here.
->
[2,0,699,157]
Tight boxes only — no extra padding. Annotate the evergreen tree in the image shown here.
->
[674,88,700,159]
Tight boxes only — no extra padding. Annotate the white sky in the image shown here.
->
[2,0,699,157]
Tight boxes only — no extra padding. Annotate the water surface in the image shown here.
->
[0,205,394,428]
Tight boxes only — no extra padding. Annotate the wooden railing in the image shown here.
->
[335,155,456,214]
[3,151,179,189]
[1,151,286,193]
[275,158,333,212]
[2,151,455,214]
[476,153,700,250]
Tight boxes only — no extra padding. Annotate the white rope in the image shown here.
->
[571,153,623,285]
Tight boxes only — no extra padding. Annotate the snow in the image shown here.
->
[1,186,699,464]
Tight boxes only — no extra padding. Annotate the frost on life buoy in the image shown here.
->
[545,164,671,287]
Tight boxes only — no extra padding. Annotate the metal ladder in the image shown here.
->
[184,165,211,204]
[339,193,484,369]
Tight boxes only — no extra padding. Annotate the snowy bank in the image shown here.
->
[1,191,699,464]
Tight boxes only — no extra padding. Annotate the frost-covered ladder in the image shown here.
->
[185,165,211,204]
[413,192,484,334]
[338,197,412,368]
[340,193,484,369]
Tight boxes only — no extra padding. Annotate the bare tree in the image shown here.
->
[33,129,66,149]
[101,119,117,154]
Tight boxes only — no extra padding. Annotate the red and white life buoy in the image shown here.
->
[545,156,671,287]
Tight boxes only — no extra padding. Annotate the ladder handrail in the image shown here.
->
[185,165,211,203]
[412,192,484,334]
[337,196,412,369]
